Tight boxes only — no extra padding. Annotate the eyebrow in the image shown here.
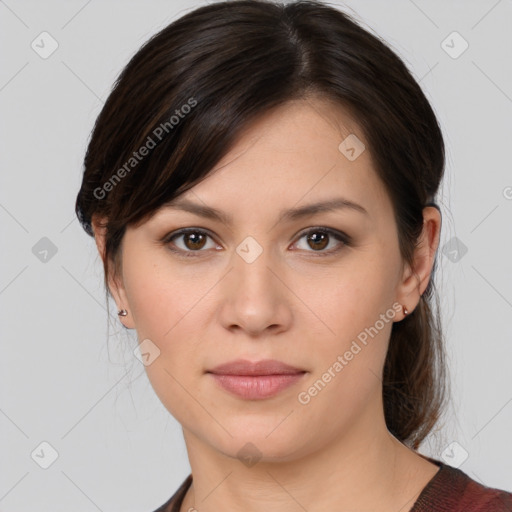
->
[160,197,369,225]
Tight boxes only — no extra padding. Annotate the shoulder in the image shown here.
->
[151,474,193,512]
[412,458,512,512]
[455,471,512,512]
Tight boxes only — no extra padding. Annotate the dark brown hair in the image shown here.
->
[75,0,447,450]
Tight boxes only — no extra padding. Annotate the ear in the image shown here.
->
[91,214,135,329]
[396,206,442,318]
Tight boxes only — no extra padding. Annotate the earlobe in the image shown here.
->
[91,215,135,329]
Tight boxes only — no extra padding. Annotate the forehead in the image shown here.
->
[154,98,393,227]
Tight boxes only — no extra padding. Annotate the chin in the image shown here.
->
[209,418,312,462]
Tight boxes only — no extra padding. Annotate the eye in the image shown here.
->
[292,227,350,255]
[164,228,220,257]
[162,226,351,258]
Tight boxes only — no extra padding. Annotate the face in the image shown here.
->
[95,97,436,463]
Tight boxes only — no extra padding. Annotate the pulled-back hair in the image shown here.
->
[75,0,447,449]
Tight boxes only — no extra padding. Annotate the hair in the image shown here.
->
[75,0,448,450]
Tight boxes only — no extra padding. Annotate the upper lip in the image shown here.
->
[207,359,306,376]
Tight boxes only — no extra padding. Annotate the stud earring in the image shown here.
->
[117,309,128,317]
[402,305,409,316]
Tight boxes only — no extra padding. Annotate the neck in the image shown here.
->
[179,397,437,512]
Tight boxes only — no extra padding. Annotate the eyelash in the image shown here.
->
[162,227,351,259]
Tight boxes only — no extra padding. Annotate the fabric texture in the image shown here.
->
[153,458,512,512]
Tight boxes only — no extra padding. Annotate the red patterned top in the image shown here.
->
[153,459,512,511]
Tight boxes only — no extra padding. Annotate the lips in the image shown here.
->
[206,359,307,400]
[207,358,305,376]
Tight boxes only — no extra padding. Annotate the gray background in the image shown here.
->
[1,0,511,510]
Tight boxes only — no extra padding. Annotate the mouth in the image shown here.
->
[207,358,306,376]
[206,359,307,400]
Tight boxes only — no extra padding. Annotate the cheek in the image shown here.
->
[123,264,207,424]
[121,252,218,390]
[122,253,200,342]
[297,257,396,347]
[292,258,397,403]
[295,301,394,439]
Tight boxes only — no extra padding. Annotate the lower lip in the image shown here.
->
[208,373,306,400]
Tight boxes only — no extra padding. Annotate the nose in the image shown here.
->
[217,243,293,337]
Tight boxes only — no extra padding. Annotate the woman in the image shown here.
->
[75,1,512,510]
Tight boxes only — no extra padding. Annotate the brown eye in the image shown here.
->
[293,228,350,255]
[182,232,207,250]
[165,228,218,257]
[306,231,329,251]
[163,226,351,259]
